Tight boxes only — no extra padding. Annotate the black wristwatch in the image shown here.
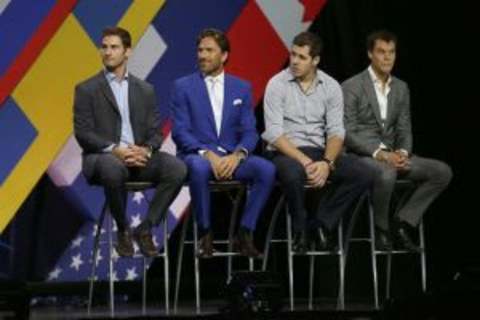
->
[320,157,335,171]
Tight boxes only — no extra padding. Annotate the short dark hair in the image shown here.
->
[292,31,323,58]
[102,26,132,48]
[367,30,397,52]
[196,28,230,53]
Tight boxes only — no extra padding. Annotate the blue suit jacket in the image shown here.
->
[171,72,258,158]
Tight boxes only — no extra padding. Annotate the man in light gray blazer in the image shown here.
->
[342,30,452,251]
[74,27,186,257]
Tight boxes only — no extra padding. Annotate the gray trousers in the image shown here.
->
[90,151,187,232]
[357,155,452,230]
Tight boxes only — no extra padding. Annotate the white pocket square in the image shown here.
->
[233,98,243,106]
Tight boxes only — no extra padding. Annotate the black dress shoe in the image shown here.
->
[116,230,134,257]
[133,227,158,257]
[234,228,263,258]
[394,221,421,252]
[292,231,307,254]
[374,227,393,251]
[197,231,214,258]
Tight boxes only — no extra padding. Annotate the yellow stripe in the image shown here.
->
[0,1,166,231]
[118,0,166,46]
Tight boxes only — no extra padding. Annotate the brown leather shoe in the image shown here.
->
[197,231,214,258]
[234,228,263,258]
[116,230,134,257]
[133,228,158,257]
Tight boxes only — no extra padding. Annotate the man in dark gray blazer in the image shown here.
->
[74,27,187,257]
[342,30,452,251]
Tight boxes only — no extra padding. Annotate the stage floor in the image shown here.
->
[19,299,378,319]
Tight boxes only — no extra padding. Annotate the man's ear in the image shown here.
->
[313,55,320,67]
[221,51,228,64]
[125,47,132,59]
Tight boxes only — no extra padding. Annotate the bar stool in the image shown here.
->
[261,184,367,311]
[349,180,426,309]
[174,180,256,314]
[87,181,170,317]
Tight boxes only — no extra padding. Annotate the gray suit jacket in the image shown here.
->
[73,71,163,181]
[342,69,412,157]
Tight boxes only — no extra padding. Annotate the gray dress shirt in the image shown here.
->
[262,68,345,150]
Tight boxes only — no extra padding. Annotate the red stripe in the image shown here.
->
[226,1,288,106]
[0,0,78,106]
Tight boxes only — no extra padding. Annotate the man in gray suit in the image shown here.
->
[74,27,187,257]
[342,30,452,251]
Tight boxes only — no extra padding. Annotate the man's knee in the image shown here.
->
[185,155,212,182]
[274,159,305,186]
[95,156,128,187]
[431,161,453,186]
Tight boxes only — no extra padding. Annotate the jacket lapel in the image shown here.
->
[98,72,120,114]
[385,79,397,126]
[362,70,383,127]
[195,73,217,135]
[219,75,232,139]
[128,75,138,143]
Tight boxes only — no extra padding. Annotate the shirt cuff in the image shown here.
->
[103,144,116,153]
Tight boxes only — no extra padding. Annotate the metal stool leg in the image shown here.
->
[193,219,201,314]
[368,200,380,310]
[337,221,345,310]
[308,254,315,310]
[227,187,245,282]
[87,202,108,315]
[142,257,147,315]
[163,219,170,314]
[386,252,393,301]
[262,195,285,271]
[107,215,115,317]
[286,212,294,311]
[419,221,427,292]
[174,211,190,313]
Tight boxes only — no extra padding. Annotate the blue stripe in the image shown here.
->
[0,0,56,76]
[73,0,133,46]
[147,0,248,125]
[0,97,37,185]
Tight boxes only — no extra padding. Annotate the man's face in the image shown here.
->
[289,45,319,79]
[368,40,396,76]
[197,37,227,76]
[100,35,130,71]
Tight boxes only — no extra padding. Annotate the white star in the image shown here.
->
[110,271,118,282]
[132,192,144,204]
[152,236,159,248]
[130,214,142,228]
[92,225,106,237]
[48,267,62,280]
[95,251,103,266]
[125,267,139,281]
[70,254,84,271]
[133,242,140,255]
[111,248,120,262]
[71,236,84,248]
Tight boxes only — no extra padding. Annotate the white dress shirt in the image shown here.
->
[205,72,225,137]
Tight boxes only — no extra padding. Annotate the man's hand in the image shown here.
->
[205,151,244,180]
[376,150,410,171]
[112,145,149,167]
[204,151,225,180]
[218,153,243,179]
[394,150,411,171]
[305,161,330,188]
[128,145,150,167]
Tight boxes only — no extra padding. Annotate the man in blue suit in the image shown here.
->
[171,29,275,258]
